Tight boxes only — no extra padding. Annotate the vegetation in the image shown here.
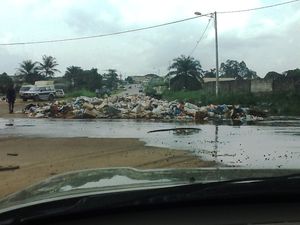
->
[65,89,97,98]
[103,69,119,90]
[38,55,60,78]
[284,68,300,79]
[167,55,203,91]
[64,66,103,91]
[220,59,257,79]
[162,90,300,116]
[17,60,42,84]
[264,71,283,80]
[0,73,13,94]
[125,76,134,84]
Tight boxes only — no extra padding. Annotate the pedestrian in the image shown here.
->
[6,85,16,113]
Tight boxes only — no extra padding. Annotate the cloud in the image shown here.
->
[0,0,299,77]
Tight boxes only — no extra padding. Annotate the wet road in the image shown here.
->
[1,118,300,169]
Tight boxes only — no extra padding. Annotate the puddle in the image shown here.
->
[0,118,299,169]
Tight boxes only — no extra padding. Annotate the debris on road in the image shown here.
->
[0,165,20,171]
[148,128,202,133]
[7,153,18,157]
[22,94,267,122]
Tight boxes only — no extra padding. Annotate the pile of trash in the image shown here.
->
[23,95,267,121]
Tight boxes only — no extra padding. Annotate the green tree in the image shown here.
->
[264,71,283,80]
[167,55,203,91]
[64,66,84,89]
[220,59,257,79]
[17,60,42,84]
[38,55,60,78]
[64,66,102,91]
[103,69,119,90]
[0,73,13,94]
[284,68,300,79]
[125,76,134,84]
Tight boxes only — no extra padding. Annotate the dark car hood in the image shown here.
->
[1,167,300,212]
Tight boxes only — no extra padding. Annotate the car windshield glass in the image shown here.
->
[0,0,300,210]
[28,87,39,91]
[20,87,30,91]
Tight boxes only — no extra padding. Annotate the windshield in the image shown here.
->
[19,87,31,91]
[0,0,299,209]
[28,87,40,91]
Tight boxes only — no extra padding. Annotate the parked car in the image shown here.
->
[55,89,65,98]
[19,85,34,99]
[22,86,56,101]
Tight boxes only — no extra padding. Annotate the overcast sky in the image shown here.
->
[0,0,299,78]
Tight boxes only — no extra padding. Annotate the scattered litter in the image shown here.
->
[7,153,18,156]
[0,165,20,171]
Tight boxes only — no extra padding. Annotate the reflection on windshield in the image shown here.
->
[60,175,170,191]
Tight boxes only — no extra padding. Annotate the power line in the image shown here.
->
[0,15,208,46]
[1,0,299,46]
[188,18,212,57]
[218,0,300,14]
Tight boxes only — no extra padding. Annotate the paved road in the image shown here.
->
[116,84,143,97]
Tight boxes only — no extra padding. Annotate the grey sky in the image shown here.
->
[0,0,299,78]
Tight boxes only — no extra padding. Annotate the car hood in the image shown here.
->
[1,167,300,211]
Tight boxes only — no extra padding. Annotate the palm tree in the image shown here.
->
[17,60,41,84]
[38,55,60,78]
[64,66,84,88]
[64,66,83,80]
[167,55,203,91]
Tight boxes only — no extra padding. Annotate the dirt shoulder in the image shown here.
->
[0,137,214,198]
[0,99,27,119]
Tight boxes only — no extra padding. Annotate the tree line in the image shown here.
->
[0,55,121,93]
[0,54,299,94]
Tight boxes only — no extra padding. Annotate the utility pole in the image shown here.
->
[214,11,219,97]
[194,11,219,97]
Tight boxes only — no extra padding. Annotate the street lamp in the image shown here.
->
[194,11,219,97]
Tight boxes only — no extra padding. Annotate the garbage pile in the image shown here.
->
[23,95,267,121]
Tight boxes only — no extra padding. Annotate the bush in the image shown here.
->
[65,89,96,98]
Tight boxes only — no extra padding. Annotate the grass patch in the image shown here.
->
[65,89,97,98]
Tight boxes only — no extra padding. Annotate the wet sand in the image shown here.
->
[0,137,214,198]
[0,100,26,119]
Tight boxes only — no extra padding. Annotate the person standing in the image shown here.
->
[6,85,16,113]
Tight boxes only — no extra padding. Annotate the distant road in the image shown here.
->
[116,84,143,96]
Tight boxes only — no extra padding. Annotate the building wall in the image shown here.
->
[273,77,296,93]
[203,77,299,94]
[251,79,273,93]
[203,80,250,93]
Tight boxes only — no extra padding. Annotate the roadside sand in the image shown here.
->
[0,137,214,198]
[0,99,26,119]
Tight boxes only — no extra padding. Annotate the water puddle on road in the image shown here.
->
[0,118,300,169]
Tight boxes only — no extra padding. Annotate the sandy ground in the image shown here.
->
[0,138,214,199]
[0,99,26,119]
[0,100,214,198]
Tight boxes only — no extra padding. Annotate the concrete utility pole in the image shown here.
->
[214,11,219,97]
[194,11,219,97]
[214,12,219,97]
